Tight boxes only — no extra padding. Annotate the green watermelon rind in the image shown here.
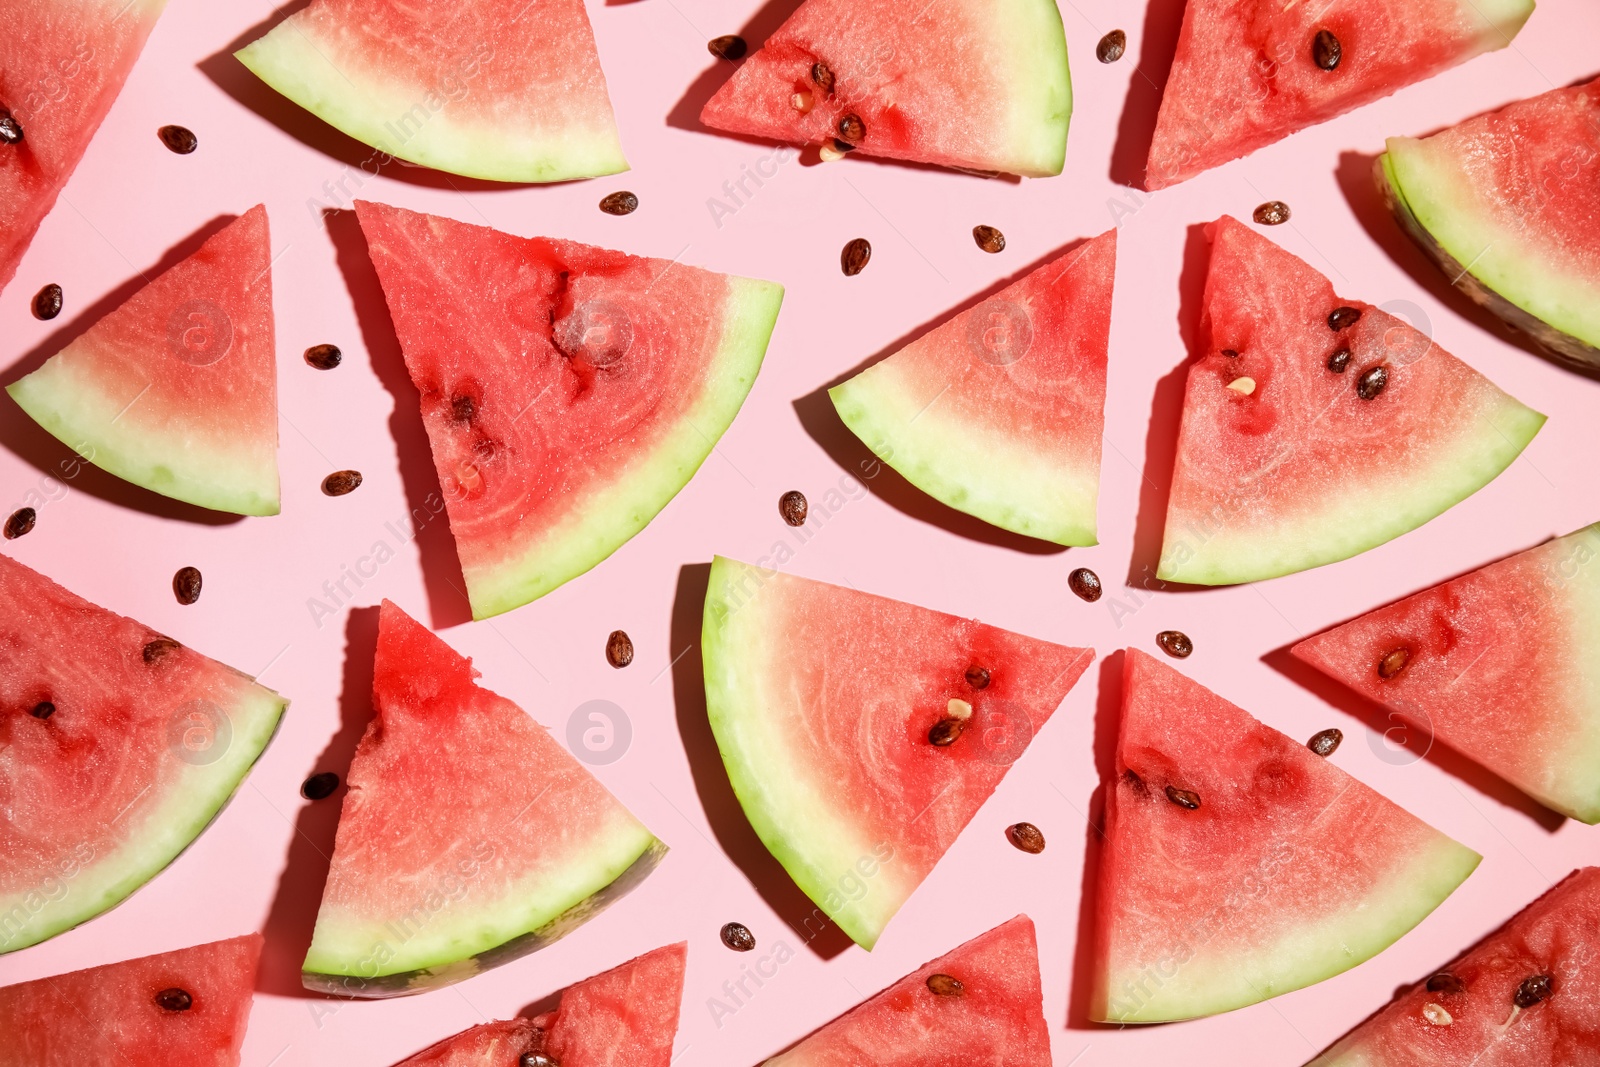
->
[466,278,784,619]
[1003,0,1073,178]
[0,685,286,955]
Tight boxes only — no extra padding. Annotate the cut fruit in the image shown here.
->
[0,552,286,955]
[698,0,1071,178]
[236,0,625,182]
[1307,867,1600,1066]
[1157,216,1544,585]
[764,916,1050,1065]
[829,230,1115,546]
[302,600,665,997]
[1093,650,1480,1023]
[701,557,1092,948]
[395,942,686,1066]
[1379,77,1600,372]
[0,934,262,1065]
[1146,0,1532,188]
[354,200,781,618]
[6,206,280,516]
[0,0,168,293]
[1292,523,1600,823]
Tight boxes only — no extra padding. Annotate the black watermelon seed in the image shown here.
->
[1096,30,1127,63]
[1327,347,1352,373]
[1165,785,1201,810]
[142,638,180,664]
[5,508,36,540]
[519,1055,556,1067]
[154,988,192,1011]
[926,973,964,996]
[928,719,966,746]
[32,283,63,320]
[708,35,747,61]
[1312,29,1342,71]
[837,113,866,144]
[302,772,340,800]
[599,191,639,216]
[721,922,756,951]
[1426,972,1466,994]
[841,238,871,276]
[172,566,202,605]
[779,490,808,526]
[1514,974,1553,1008]
[322,470,362,496]
[30,701,55,720]
[1253,201,1291,225]
[831,137,856,153]
[304,344,342,370]
[158,125,198,154]
[450,395,475,423]
[1156,630,1193,658]
[606,630,634,668]
[1307,728,1343,757]
[1069,568,1102,602]
[1328,305,1362,331]
[0,110,22,145]
[1221,348,1240,358]
[973,225,1006,253]
[812,62,836,94]
[1006,822,1045,853]
[965,665,991,689]
[1378,647,1411,679]
[1357,365,1389,400]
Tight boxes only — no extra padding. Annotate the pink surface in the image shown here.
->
[0,1,1597,1065]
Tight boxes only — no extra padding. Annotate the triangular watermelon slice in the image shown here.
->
[0,934,262,1065]
[1292,523,1600,824]
[395,942,687,1066]
[0,552,286,956]
[1157,216,1544,586]
[764,916,1050,1065]
[354,200,782,618]
[698,0,1071,178]
[1307,867,1600,1067]
[1145,0,1533,188]
[302,600,666,997]
[1093,650,1480,1023]
[236,0,625,182]
[829,230,1114,546]
[6,206,281,516]
[702,557,1092,949]
[0,0,168,293]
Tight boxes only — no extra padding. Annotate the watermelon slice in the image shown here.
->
[1093,650,1480,1023]
[1157,216,1544,586]
[763,916,1050,1065]
[1379,77,1600,372]
[698,0,1071,178]
[1307,867,1600,1066]
[6,206,281,516]
[302,600,665,997]
[354,200,782,619]
[0,552,286,955]
[395,942,686,1066]
[701,556,1092,949]
[0,934,261,1065]
[1146,0,1533,188]
[236,0,625,182]
[829,230,1114,546]
[1291,523,1600,824]
[0,0,168,293]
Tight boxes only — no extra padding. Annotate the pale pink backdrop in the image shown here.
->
[1,0,1597,1063]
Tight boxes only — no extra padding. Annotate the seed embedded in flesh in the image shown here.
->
[1068,568,1102,602]
[811,62,836,94]
[304,343,342,370]
[1096,29,1127,63]
[5,507,37,540]
[1227,376,1257,396]
[1422,1002,1453,1026]
[1327,347,1352,373]
[928,718,966,746]
[1312,29,1342,70]
[172,566,203,606]
[1357,365,1389,400]
[302,772,340,800]
[30,701,55,720]
[1220,348,1240,358]
[1426,972,1466,994]
[779,490,808,526]
[322,470,363,496]
[708,35,747,60]
[143,638,181,664]
[946,698,973,721]
[791,91,814,113]
[721,922,757,952]
[1377,646,1411,679]
[1156,630,1193,659]
[1006,822,1046,853]
[1165,785,1201,810]
[606,630,634,669]
[0,110,22,144]
[33,283,63,320]
[973,225,1006,253]
[450,395,475,423]
[837,113,866,144]
[1253,201,1291,225]
[841,238,872,276]
[1306,728,1343,757]
[965,665,991,689]
[1327,305,1362,331]
[154,988,193,1012]
[926,973,965,996]
[520,1055,557,1067]
[158,125,198,154]
[1514,974,1553,1008]
[598,191,638,216]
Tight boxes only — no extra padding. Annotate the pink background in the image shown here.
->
[2,0,1598,1063]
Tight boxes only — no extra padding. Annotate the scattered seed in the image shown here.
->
[304,343,342,370]
[1165,785,1201,810]
[1327,306,1362,331]
[302,771,340,800]
[1357,365,1389,400]
[811,62,835,94]
[32,283,63,320]
[1227,376,1257,396]
[606,630,634,669]
[154,988,193,1012]
[837,113,866,144]
[841,237,871,276]
[779,490,808,526]
[4,507,36,539]
[1068,568,1102,602]
[721,922,757,952]
[1312,29,1342,70]
[1156,630,1193,659]
[322,470,363,496]
[1253,201,1291,225]
[928,718,966,746]
[448,395,476,424]
[599,191,638,216]
[946,698,973,721]
[158,124,198,154]
[965,665,991,689]
[1096,30,1127,63]
[791,91,814,113]
[143,638,180,664]
[30,702,54,720]
[1306,728,1343,757]
[972,225,1006,253]
[926,973,965,996]
[1221,348,1240,358]
[519,1055,557,1067]
[1377,647,1411,679]
[1514,974,1553,1008]
[1006,822,1045,853]
[1422,1002,1453,1026]
[1327,347,1352,373]
[0,110,22,145]
[172,566,203,606]
[708,35,747,61]
[818,141,849,163]
[1426,973,1466,994]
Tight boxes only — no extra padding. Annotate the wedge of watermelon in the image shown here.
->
[1093,650,1480,1023]
[0,0,168,293]
[1146,0,1532,188]
[1307,867,1600,1066]
[0,933,262,1066]
[0,552,286,955]
[698,0,1071,178]
[764,916,1049,1065]
[237,0,625,182]
[395,942,686,1066]
[1292,523,1600,823]
[1379,77,1600,372]
[702,557,1092,949]
[302,600,665,997]
[355,200,782,618]
[1157,216,1544,586]
[829,231,1114,546]
[6,206,280,516]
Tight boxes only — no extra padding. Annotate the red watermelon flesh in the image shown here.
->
[702,557,1093,949]
[0,933,262,1066]
[354,200,781,618]
[763,916,1050,1065]
[396,942,687,1067]
[1146,0,1532,188]
[829,230,1115,546]
[302,600,665,997]
[698,0,1072,177]
[1308,867,1600,1066]
[0,0,167,292]
[5,206,281,516]
[0,551,286,955]
[1094,650,1480,1023]
[1157,216,1544,586]
[1292,523,1600,824]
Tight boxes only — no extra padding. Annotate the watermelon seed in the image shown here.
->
[32,283,63,320]
[0,110,22,144]
[606,630,635,669]
[1165,785,1201,810]
[1253,201,1291,226]
[1327,347,1352,373]
[779,490,808,526]
[1306,728,1343,757]
[1006,822,1046,853]
[1356,365,1389,400]
[1327,306,1362,330]
[301,772,340,800]
[154,988,192,1012]
[322,470,363,496]
[837,113,866,144]
[1068,568,1102,602]
[450,395,476,423]
[1123,769,1147,795]
[1514,974,1553,1008]
[947,698,973,721]
[1312,29,1342,71]
[720,922,757,952]
[1422,1002,1453,1026]
[819,141,848,163]
[965,665,991,689]
[811,62,836,94]
[1220,349,1239,358]
[928,719,966,746]
[1156,630,1193,658]
[832,138,856,153]
[841,238,872,276]
[791,91,815,114]
[172,567,202,606]
[142,638,181,665]
[708,35,747,61]
[1096,30,1127,64]
[973,225,1006,254]
[598,191,639,216]
[304,344,342,370]
[4,507,36,539]
[519,1055,557,1067]
[1426,972,1466,994]
[29,702,54,720]
[1377,647,1411,679]
[158,125,198,155]
[1226,376,1257,396]
[926,973,965,996]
